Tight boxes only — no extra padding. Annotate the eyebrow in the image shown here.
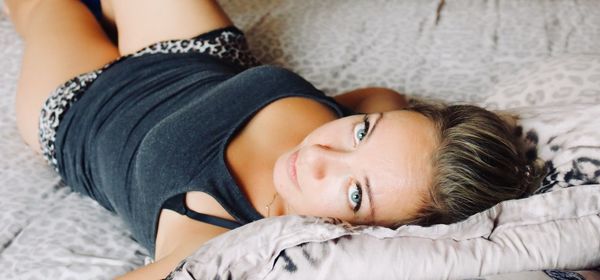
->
[363,112,383,222]
[365,176,375,222]
[362,112,382,145]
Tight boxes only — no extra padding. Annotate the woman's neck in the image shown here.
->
[225,133,293,218]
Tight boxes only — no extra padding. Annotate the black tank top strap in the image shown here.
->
[162,193,243,230]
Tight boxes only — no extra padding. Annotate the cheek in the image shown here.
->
[290,183,346,217]
[272,153,291,196]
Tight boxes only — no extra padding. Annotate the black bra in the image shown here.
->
[162,193,243,230]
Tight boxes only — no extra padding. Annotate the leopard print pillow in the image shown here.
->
[504,104,600,194]
[480,56,600,194]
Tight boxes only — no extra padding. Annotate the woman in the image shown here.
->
[5,0,540,278]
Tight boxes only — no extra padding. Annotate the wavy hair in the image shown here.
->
[397,101,545,227]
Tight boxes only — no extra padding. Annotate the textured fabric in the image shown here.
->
[481,55,600,109]
[54,53,352,256]
[164,185,600,280]
[543,270,585,280]
[39,68,103,171]
[2,0,600,279]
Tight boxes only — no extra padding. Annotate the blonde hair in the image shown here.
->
[398,101,545,227]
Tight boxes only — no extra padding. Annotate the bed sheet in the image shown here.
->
[1,0,599,279]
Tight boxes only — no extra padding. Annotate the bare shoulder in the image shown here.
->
[334,87,408,113]
[250,96,339,145]
[266,97,339,122]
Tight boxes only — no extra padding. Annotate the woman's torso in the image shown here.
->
[53,52,352,258]
[155,95,340,259]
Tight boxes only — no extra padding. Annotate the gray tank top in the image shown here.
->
[54,52,355,256]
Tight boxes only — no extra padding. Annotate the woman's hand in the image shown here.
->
[333,87,409,113]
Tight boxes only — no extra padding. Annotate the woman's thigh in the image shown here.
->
[107,0,233,56]
[15,0,119,153]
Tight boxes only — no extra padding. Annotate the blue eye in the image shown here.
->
[356,127,367,141]
[348,183,362,212]
[353,115,370,145]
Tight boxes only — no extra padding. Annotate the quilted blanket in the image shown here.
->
[1,0,599,279]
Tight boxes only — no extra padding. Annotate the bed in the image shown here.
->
[0,0,599,279]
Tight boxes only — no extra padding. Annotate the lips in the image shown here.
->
[288,150,300,191]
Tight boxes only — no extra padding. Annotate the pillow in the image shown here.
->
[478,55,600,193]
[503,104,600,194]
[165,185,600,279]
[165,103,600,280]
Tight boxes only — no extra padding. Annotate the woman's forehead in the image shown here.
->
[363,110,437,179]
[361,110,437,223]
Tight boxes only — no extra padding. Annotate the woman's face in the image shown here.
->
[273,110,439,226]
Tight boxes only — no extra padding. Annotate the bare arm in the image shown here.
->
[115,253,184,280]
[333,87,409,113]
[116,222,228,279]
[576,270,600,280]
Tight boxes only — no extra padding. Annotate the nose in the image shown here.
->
[302,144,348,181]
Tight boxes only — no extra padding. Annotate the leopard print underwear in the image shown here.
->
[39,26,260,171]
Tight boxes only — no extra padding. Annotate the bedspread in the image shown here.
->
[1,0,599,279]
